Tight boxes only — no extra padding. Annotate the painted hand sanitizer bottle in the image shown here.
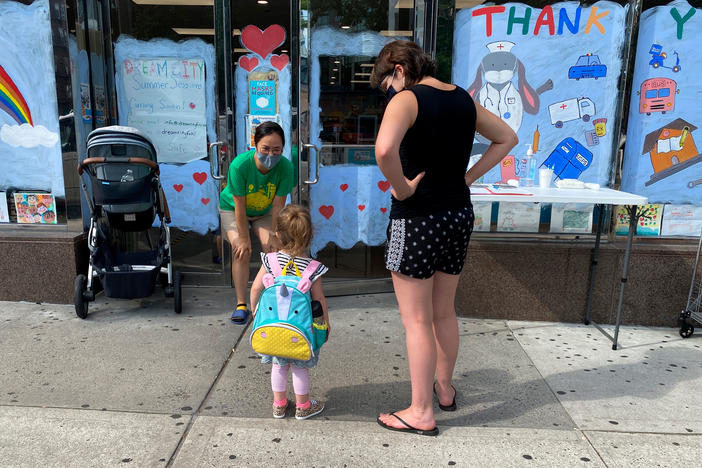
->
[521,145,536,186]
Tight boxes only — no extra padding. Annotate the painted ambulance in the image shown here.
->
[548,97,596,128]
[638,78,677,115]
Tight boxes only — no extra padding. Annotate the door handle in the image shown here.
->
[303,143,319,185]
[208,141,225,180]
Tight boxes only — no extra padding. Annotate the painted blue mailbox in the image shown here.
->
[543,137,593,180]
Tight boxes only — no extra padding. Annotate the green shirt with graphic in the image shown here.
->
[219,149,294,217]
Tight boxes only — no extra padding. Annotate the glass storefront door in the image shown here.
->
[295,0,426,293]
[94,0,429,291]
[104,0,229,286]
[105,0,297,288]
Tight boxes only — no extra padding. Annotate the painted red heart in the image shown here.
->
[380,207,387,214]
[189,102,195,109]
[192,172,207,185]
[201,198,210,205]
[339,183,349,192]
[270,54,289,71]
[358,205,366,211]
[173,184,184,192]
[377,180,391,192]
[319,205,334,220]
[239,56,259,72]
[240,25,286,59]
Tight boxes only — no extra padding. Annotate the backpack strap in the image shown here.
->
[263,252,282,288]
[266,252,283,276]
[296,259,321,294]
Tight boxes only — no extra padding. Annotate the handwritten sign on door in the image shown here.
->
[122,57,207,163]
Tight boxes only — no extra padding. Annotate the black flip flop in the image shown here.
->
[434,382,457,412]
[377,412,439,436]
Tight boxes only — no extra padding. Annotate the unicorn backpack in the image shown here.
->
[250,253,326,361]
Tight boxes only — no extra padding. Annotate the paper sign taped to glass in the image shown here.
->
[246,114,280,150]
[14,192,57,224]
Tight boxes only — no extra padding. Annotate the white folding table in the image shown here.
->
[470,186,649,350]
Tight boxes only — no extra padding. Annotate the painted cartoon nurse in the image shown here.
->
[467,41,553,147]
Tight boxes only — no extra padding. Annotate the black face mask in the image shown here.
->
[381,68,401,103]
[385,84,399,103]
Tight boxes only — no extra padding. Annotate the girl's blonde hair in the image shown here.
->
[276,204,313,257]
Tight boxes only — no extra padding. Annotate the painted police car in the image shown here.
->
[568,54,607,80]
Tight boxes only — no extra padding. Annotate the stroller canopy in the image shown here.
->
[87,125,157,160]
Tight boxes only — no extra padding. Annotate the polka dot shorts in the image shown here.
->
[384,205,475,279]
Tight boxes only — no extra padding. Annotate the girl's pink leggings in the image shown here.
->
[271,363,310,395]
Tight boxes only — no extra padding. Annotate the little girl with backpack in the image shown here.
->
[249,204,330,420]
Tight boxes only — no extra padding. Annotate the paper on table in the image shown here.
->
[472,186,534,196]
[470,186,492,195]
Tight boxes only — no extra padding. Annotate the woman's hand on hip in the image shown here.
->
[391,172,425,201]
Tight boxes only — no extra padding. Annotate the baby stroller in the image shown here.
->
[74,125,182,318]
[679,228,702,337]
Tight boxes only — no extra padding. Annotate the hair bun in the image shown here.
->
[420,53,436,77]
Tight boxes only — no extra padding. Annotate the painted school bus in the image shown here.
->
[639,78,677,115]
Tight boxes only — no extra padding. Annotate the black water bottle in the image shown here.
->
[311,300,324,325]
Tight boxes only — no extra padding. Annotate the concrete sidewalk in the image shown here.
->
[1,290,701,467]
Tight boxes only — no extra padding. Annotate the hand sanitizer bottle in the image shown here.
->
[522,145,536,186]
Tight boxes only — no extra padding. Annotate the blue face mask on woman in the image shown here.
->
[257,151,282,170]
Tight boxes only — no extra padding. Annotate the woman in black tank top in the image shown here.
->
[371,40,518,436]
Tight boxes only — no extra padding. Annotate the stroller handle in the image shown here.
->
[78,157,159,175]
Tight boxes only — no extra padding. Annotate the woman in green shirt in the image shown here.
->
[219,122,294,323]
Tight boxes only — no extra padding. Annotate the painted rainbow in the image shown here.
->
[0,64,33,126]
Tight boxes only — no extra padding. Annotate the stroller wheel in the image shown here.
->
[162,273,174,297]
[174,271,182,314]
[74,274,89,319]
[680,323,694,338]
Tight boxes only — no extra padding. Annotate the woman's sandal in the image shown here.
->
[377,412,439,436]
[231,303,249,324]
[433,382,457,412]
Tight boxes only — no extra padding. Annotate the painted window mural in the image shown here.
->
[621,0,700,206]
[0,0,64,224]
[113,36,219,234]
[452,1,629,186]
[307,28,394,255]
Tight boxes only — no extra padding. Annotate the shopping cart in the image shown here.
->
[679,228,702,338]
